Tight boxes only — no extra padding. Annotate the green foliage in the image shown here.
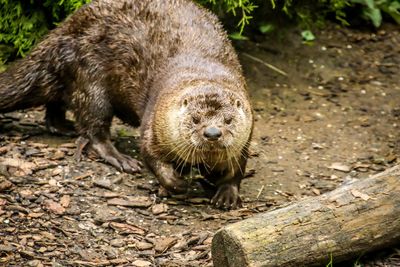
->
[1,0,399,64]
[0,0,90,63]
[350,0,400,27]
[301,30,316,42]
[326,253,333,267]
[197,0,258,33]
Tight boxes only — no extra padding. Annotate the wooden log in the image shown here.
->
[212,165,400,267]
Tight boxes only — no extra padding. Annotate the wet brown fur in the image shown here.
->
[0,0,254,208]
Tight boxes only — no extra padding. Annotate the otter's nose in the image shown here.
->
[203,127,222,141]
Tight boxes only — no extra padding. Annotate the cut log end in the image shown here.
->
[212,165,400,266]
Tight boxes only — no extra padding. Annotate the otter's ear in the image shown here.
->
[235,100,242,108]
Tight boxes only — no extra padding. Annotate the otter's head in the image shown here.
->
[158,85,253,168]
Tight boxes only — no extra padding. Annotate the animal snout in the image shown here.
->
[203,126,222,141]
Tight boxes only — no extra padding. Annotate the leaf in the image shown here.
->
[229,32,249,40]
[259,23,274,34]
[301,30,315,42]
[364,6,382,27]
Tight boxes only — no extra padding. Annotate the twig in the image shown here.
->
[256,185,265,199]
[242,52,288,77]
[74,171,93,180]
[67,259,128,267]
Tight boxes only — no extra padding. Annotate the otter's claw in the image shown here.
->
[211,183,242,209]
[157,163,188,193]
[78,138,142,174]
[75,136,90,162]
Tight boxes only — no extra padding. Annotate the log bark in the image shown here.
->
[212,165,400,267]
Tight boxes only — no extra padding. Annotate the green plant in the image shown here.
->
[326,253,334,267]
[0,0,90,63]
[197,0,258,33]
[350,0,400,27]
[1,0,399,65]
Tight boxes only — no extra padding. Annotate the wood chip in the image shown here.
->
[0,180,13,192]
[28,212,45,218]
[328,162,351,172]
[93,178,113,190]
[107,196,152,208]
[136,241,154,250]
[1,158,36,176]
[43,200,65,215]
[73,172,93,180]
[155,237,178,253]
[351,189,371,200]
[60,195,71,208]
[52,150,65,160]
[151,203,168,215]
[132,260,152,267]
[109,222,146,235]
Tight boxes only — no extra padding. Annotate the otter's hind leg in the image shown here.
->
[45,101,76,136]
[72,83,141,174]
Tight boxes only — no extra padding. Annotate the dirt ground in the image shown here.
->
[1,23,400,267]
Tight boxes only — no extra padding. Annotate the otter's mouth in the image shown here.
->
[199,141,227,151]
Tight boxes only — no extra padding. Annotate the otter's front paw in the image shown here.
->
[211,184,242,209]
[157,164,188,193]
[90,139,142,174]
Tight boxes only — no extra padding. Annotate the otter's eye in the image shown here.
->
[225,117,233,125]
[192,115,200,125]
[236,100,242,108]
[183,99,188,107]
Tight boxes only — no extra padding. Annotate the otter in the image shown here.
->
[0,0,254,209]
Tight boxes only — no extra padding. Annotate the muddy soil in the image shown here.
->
[0,24,399,267]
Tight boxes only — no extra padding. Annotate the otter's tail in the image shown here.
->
[0,53,60,113]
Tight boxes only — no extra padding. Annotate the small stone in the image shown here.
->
[93,178,113,190]
[110,238,125,248]
[48,179,58,186]
[328,162,351,172]
[151,203,168,215]
[60,195,71,208]
[132,260,152,267]
[52,150,65,160]
[136,241,154,250]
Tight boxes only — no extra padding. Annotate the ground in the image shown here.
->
[0,23,399,267]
